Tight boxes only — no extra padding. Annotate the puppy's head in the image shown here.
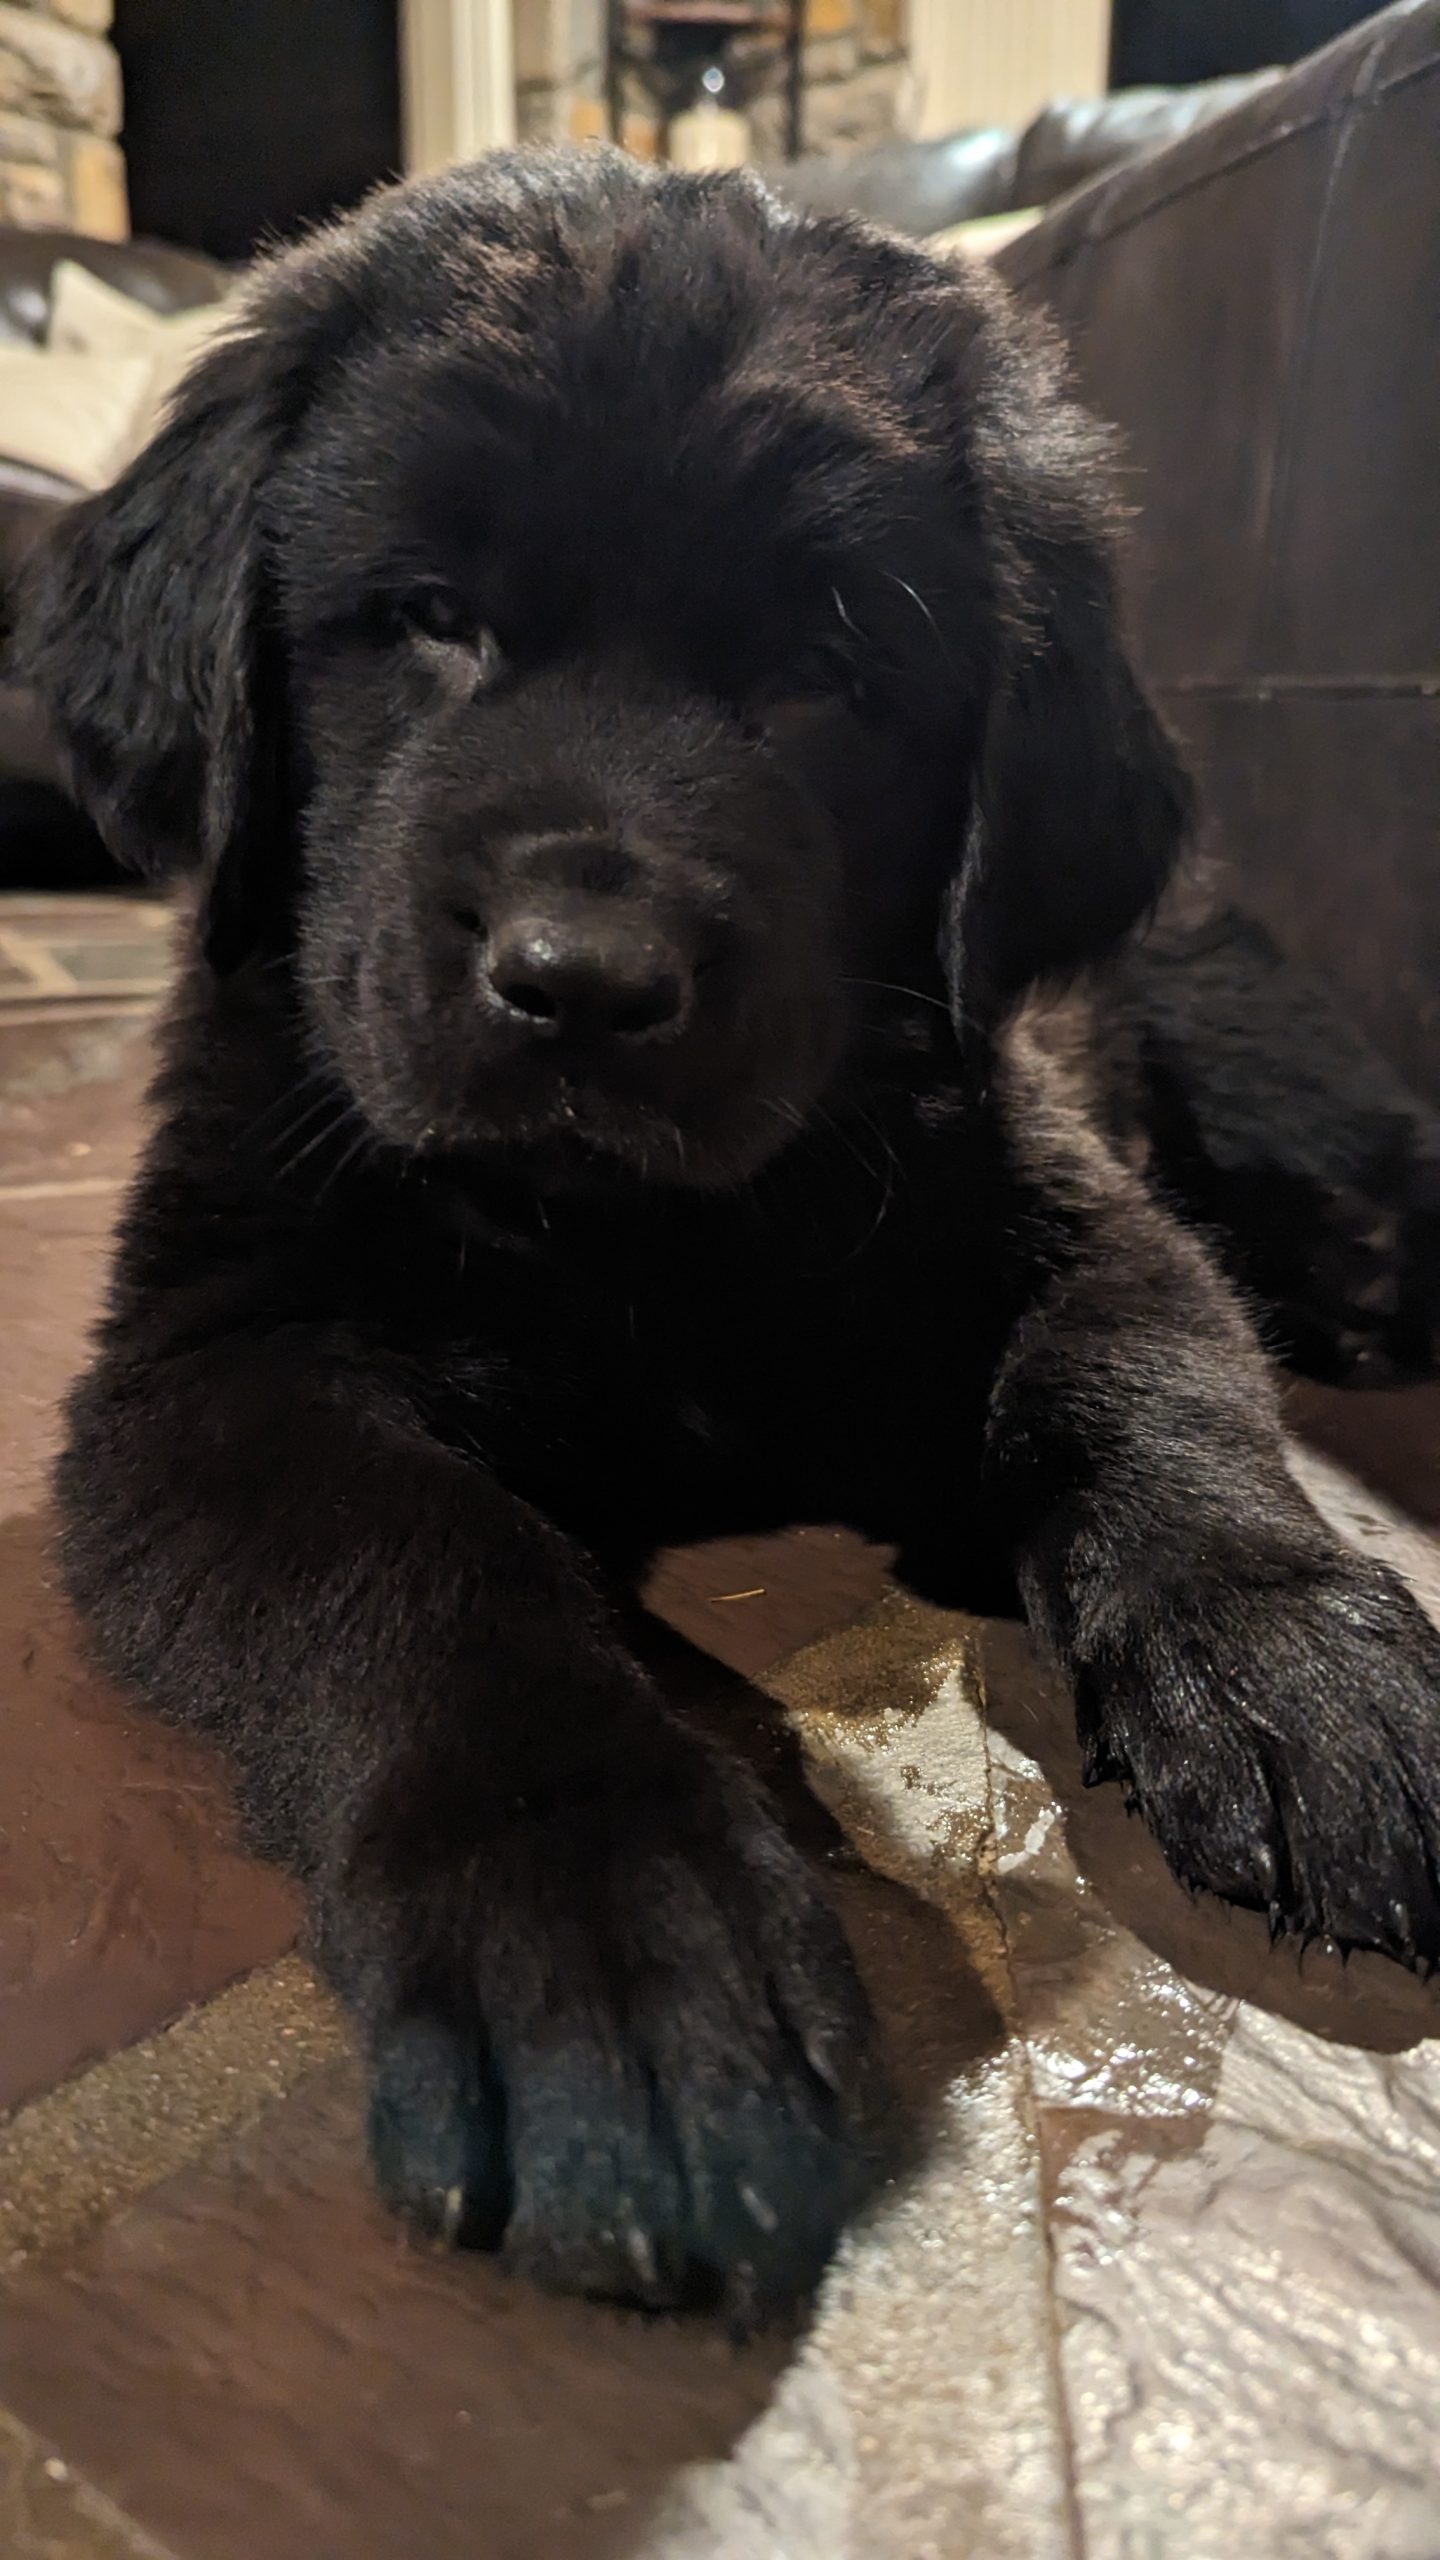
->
[24,150,1189,1189]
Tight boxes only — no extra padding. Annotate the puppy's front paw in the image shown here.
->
[1079,1557,1440,1967]
[326,1735,879,2324]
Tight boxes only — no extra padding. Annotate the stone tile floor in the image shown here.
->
[2,893,1439,2559]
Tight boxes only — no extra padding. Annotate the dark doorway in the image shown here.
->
[1109,0,1391,88]
[113,0,403,262]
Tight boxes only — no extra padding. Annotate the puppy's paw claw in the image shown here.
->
[346,1751,883,2319]
[1086,1557,1440,1973]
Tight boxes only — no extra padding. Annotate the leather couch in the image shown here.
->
[986,0,1440,1514]
[771,75,1277,236]
[992,0,1440,1112]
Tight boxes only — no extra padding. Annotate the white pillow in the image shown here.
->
[930,208,1043,261]
[0,346,155,490]
[48,258,236,457]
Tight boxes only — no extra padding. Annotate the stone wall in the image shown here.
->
[516,0,909,165]
[0,0,126,238]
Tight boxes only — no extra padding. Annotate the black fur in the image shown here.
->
[22,150,1440,2322]
[1111,907,1440,1385]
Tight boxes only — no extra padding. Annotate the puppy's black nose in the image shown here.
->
[485,911,690,1043]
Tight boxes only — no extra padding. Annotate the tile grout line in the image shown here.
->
[0,931,80,997]
[0,2407,184,2560]
[0,1956,348,2282]
[0,1000,160,1026]
[0,1176,127,1203]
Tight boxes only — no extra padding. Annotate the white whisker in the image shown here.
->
[885,571,960,681]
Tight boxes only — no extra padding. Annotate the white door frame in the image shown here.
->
[908,0,1112,141]
[401,0,516,174]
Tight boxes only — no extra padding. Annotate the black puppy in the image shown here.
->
[24,150,1440,2320]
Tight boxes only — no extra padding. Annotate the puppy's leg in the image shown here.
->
[1117,907,1440,1384]
[59,1331,874,2319]
[986,1049,1440,1963]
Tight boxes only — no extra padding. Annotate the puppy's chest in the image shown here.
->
[446,1237,851,1495]
[425,1164,1006,1536]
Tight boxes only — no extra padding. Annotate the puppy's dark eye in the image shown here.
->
[403,586,477,645]
[400,589,507,688]
[752,644,865,736]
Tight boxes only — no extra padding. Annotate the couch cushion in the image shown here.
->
[0,229,229,348]
[49,258,234,436]
[0,348,153,492]
[930,208,1044,261]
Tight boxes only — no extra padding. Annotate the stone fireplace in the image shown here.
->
[516,0,909,164]
[0,0,127,236]
[0,2,909,252]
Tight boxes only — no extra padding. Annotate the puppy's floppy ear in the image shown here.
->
[22,325,294,973]
[942,298,1193,1031]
